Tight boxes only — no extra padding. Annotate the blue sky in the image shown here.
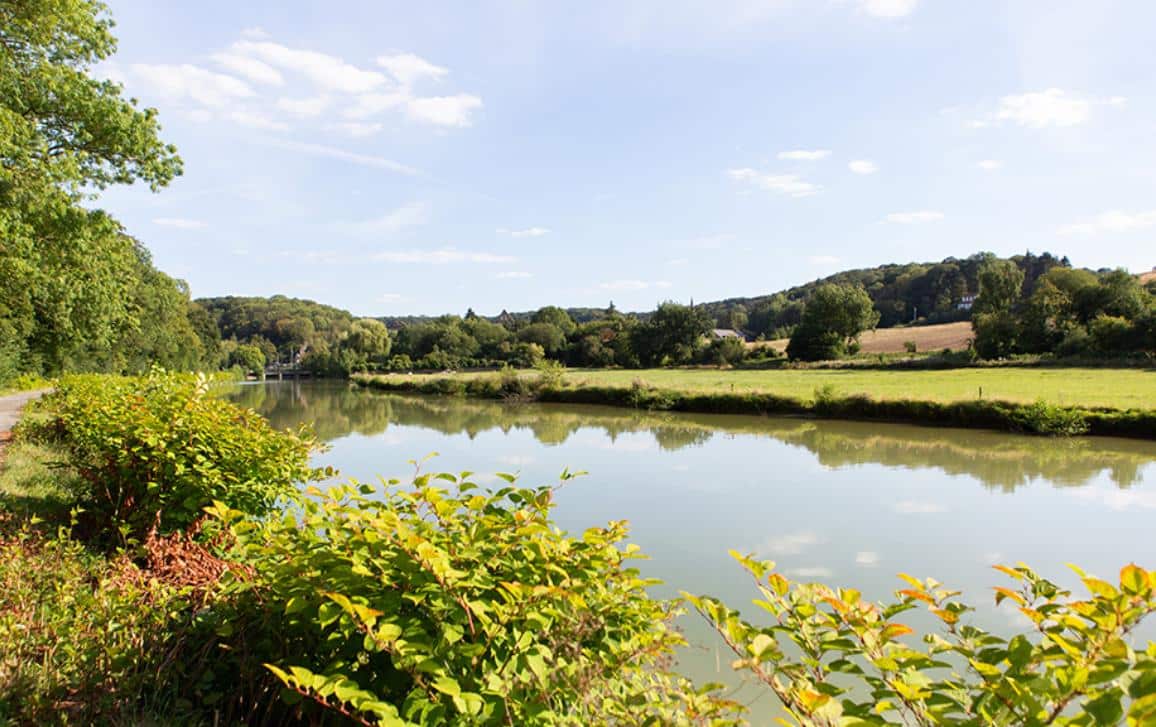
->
[97,0,1156,317]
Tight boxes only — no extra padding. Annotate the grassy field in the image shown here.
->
[760,320,973,354]
[377,366,1156,410]
[562,367,1156,409]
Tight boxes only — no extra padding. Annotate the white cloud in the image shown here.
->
[848,159,878,174]
[858,0,919,17]
[327,121,384,138]
[352,201,431,235]
[372,249,516,264]
[728,168,821,197]
[211,52,284,86]
[227,110,289,131]
[855,551,880,566]
[785,567,834,579]
[129,63,254,107]
[377,52,448,85]
[231,40,387,93]
[755,532,822,556]
[495,271,533,279]
[240,27,269,40]
[269,140,419,175]
[973,89,1125,130]
[276,95,330,116]
[153,217,207,229]
[499,227,551,238]
[977,159,1003,170]
[378,292,405,302]
[778,149,831,161]
[598,280,673,291]
[885,210,944,224]
[405,94,483,127]
[1059,210,1156,236]
[808,255,841,265]
[894,500,947,514]
[343,92,408,119]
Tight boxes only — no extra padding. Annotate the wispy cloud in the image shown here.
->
[231,40,386,93]
[276,95,330,117]
[977,159,1003,170]
[857,0,919,18]
[970,89,1126,129]
[495,271,533,279]
[372,248,516,264]
[728,168,821,197]
[376,52,448,85]
[885,210,944,224]
[785,566,834,579]
[1058,210,1156,236]
[153,217,207,229]
[498,227,551,238]
[404,94,484,127]
[227,110,289,131]
[778,149,831,161]
[848,159,878,175]
[350,201,431,235]
[210,52,284,86]
[267,140,419,175]
[755,532,823,556]
[855,551,880,566]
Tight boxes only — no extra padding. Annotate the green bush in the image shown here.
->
[34,371,323,542]
[689,554,1156,726]
[0,520,190,724]
[207,473,740,725]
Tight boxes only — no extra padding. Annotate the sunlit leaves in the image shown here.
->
[690,557,1156,726]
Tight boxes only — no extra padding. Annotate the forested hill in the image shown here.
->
[698,251,1071,339]
[380,252,1072,338]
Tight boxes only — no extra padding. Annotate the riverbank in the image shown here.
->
[352,368,1156,439]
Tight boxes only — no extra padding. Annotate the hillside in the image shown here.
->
[761,321,973,354]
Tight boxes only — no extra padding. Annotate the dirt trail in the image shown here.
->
[0,390,46,453]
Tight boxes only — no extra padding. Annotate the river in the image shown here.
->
[229,380,1156,709]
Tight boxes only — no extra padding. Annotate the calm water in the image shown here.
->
[230,380,1156,707]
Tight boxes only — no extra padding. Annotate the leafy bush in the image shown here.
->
[0,519,190,723]
[533,358,566,390]
[34,371,323,541]
[208,473,740,725]
[689,553,1156,726]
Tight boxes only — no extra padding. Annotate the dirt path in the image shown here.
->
[0,390,46,452]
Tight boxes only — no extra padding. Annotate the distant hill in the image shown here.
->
[378,252,1073,339]
[1140,269,1156,286]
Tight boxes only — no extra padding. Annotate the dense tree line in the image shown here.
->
[194,296,392,375]
[382,302,751,371]
[703,251,1069,339]
[972,260,1156,359]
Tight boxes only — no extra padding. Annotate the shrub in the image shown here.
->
[34,371,323,542]
[533,358,566,390]
[0,519,190,723]
[904,340,918,353]
[208,473,741,725]
[688,553,1156,726]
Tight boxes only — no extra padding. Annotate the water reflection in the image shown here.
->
[231,381,1154,492]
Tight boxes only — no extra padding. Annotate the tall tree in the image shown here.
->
[786,283,879,362]
[1,0,183,375]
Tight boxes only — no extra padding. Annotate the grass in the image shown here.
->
[557,367,1156,410]
[760,320,973,355]
[355,366,1156,439]
[368,366,1156,410]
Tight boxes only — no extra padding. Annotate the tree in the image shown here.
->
[631,303,712,367]
[530,306,576,336]
[1,0,183,377]
[787,284,879,362]
[973,257,1025,317]
[516,322,567,355]
[343,318,392,364]
[230,344,266,375]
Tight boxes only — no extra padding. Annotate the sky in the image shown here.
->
[95,0,1156,317]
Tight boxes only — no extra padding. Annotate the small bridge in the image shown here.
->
[262,367,313,380]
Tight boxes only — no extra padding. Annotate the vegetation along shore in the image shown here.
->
[354,367,1156,439]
